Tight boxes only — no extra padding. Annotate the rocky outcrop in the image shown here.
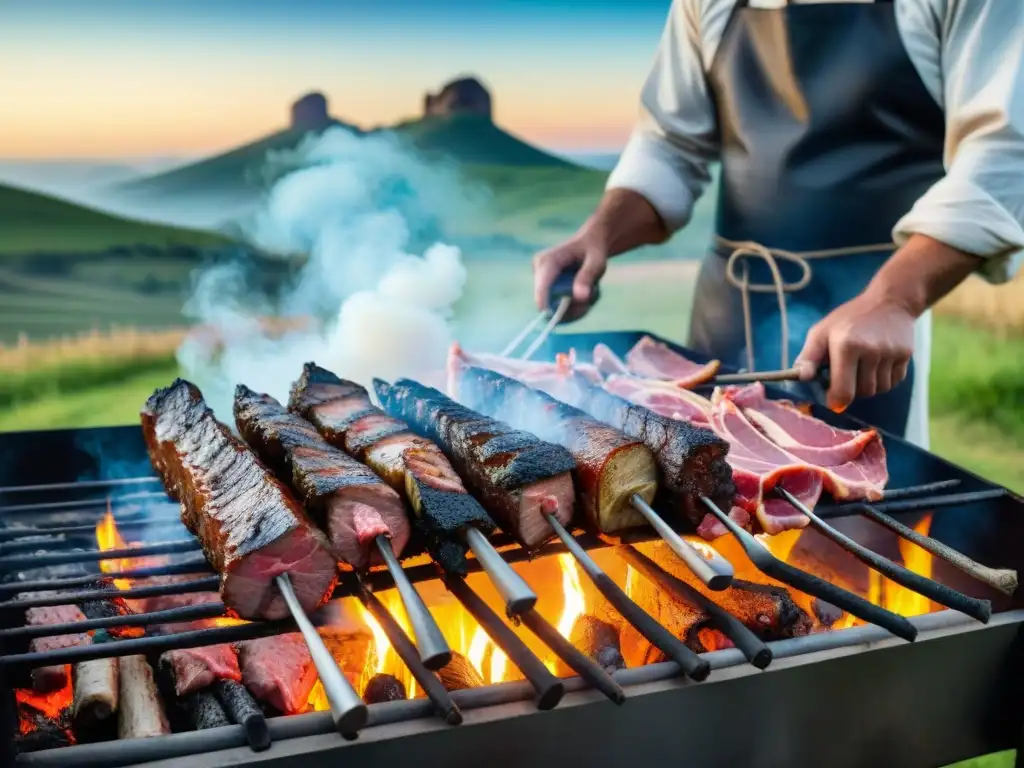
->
[423,77,492,120]
[290,92,332,132]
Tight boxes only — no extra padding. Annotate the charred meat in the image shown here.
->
[290,363,495,571]
[235,384,410,570]
[238,633,318,714]
[456,365,658,534]
[374,378,576,550]
[141,379,338,620]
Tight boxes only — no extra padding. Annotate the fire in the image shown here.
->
[211,617,248,628]
[16,671,74,734]
[555,554,585,638]
[869,514,935,618]
[95,507,133,591]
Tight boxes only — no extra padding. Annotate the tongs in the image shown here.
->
[502,266,597,360]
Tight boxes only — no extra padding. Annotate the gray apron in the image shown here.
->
[688,0,946,438]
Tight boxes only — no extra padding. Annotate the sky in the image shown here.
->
[0,0,672,161]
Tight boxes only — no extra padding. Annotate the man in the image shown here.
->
[533,0,1023,447]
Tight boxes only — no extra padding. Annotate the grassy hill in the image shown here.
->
[115,120,359,199]
[389,113,573,168]
[0,183,228,256]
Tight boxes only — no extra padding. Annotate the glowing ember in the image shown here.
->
[16,671,74,734]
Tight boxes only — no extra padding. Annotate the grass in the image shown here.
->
[0,183,227,255]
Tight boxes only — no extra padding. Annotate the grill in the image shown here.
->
[2,329,1024,768]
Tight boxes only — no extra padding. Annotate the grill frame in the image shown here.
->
[2,328,1024,767]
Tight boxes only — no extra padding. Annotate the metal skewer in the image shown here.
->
[629,494,734,590]
[845,502,1017,597]
[712,366,831,388]
[699,496,918,642]
[774,489,992,623]
[545,513,710,681]
[374,535,452,670]
[274,574,367,737]
[462,526,537,614]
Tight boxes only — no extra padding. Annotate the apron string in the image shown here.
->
[715,236,896,371]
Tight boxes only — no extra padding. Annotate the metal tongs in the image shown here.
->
[502,266,597,359]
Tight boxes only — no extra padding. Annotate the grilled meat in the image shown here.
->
[534,371,734,530]
[159,645,242,698]
[289,363,495,572]
[374,378,577,550]
[238,633,318,714]
[141,379,338,620]
[457,366,658,534]
[234,384,410,570]
[22,602,90,694]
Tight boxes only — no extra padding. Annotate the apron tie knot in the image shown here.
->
[716,236,896,372]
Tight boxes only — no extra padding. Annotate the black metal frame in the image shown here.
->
[2,329,1024,766]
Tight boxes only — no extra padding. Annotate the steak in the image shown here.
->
[234,384,409,570]
[455,365,658,534]
[238,633,318,714]
[141,379,338,620]
[289,363,494,573]
[374,377,577,550]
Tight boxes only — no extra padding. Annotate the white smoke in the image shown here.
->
[177,127,479,418]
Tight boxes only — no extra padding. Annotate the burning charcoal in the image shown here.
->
[238,633,318,715]
[72,657,119,736]
[214,680,270,750]
[436,652,485,691]
[640,543,813,641]
[182,689,231,730]
[14,682,75,754]
[118,655,170,739]
[812,598,845,629]
[363,673,407,704]
[14,713,74,754]
[557,615,625,676]
[79,578,142,639]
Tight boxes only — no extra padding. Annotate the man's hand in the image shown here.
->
[533,234,608,322]
[532,188,671,321]
[794,234,983,412]
[794,293,915,412]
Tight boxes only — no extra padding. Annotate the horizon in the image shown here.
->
[0,0,670,160]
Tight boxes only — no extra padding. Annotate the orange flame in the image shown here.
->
[869,514,935,618]
[95,506,133,591]
[16,670,74,734]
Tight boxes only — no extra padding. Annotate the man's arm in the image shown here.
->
[797,0,1024,409]
[533,0,719,314]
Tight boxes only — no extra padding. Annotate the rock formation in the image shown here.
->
[423,77,492,120]
[290,92,332,133]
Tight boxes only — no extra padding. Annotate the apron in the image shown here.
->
[688,0,945,446]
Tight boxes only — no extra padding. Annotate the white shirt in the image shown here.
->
[607,0,1024,281]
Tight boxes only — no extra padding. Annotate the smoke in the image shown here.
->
[177,126,480,419]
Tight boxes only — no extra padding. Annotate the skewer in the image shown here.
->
[775,488,992,623]
[847,501,1018,597]
[711,366,832,388]
[462,526,537,614]
[357,583,463,726]
[0,476,160,495]
[274,574,367,738]
[629,494,733,590]
[616,544,772,669]
[373,535,452,670]
[518,608,626,705]
[699,496,918,642]
[545,513,710,681]
[503,265,581,361]
[817,488,1007,519]
[0,491,170,515]
[442,572,564,709]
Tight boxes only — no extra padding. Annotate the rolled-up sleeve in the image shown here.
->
[606,0,719,233]
[893,0,1024,283]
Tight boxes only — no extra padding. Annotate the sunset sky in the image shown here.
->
[1,0,671,160]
